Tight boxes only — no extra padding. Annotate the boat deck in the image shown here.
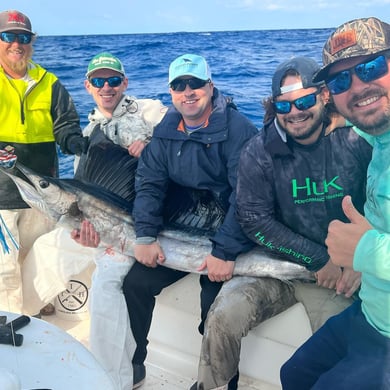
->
[43,312,279,390]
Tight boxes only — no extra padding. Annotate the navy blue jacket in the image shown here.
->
[236,119,372,271]
[133,88,258,260]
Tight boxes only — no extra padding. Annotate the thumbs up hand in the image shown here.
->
[325,196,372,268]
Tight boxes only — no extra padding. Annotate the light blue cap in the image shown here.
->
[168,54,212,84]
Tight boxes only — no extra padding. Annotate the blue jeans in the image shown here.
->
[280,300,390,389]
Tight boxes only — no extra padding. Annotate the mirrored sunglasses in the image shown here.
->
[89,76,123,88]
[273,90,320,114]
[170,78,210,92]
[0,32,32,44]
[326,55,389,95]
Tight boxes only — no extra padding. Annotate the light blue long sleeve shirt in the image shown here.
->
[353,127,390,338]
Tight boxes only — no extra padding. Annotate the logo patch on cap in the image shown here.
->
[329,30,357,55]
[7,11,26,24]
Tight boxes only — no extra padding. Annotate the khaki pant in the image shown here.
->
[197,276,353,390]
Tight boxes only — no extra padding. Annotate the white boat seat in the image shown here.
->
[148,273,312,387]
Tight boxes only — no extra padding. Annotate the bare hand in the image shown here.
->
[336,267,361,298]
[326,196,372,268]
[134,242,165,267]
[128,140,146,158]
[198,254,234,282]
[315,260,342,290]
[71,220,100,247]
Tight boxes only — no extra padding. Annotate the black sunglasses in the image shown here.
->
[326,55,389,95]
[273,90,321,114]
[89,76,123,88]
[170,78,210,92]
[0,32,32,44]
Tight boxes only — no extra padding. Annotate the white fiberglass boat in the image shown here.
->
[44,273,312,390]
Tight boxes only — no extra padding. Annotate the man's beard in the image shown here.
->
[344,88,390,136]
[346,106,390,136]
[277,109,325,142]
[7,58,29,74]
[0,47,32,76]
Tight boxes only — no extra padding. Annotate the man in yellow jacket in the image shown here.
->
[0,9,87,313]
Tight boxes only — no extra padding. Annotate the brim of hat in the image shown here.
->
[0,27,35,34]
[314,48,390,83]
[312,65,331,83]
[168,72,210,84]
[86,67,125,77]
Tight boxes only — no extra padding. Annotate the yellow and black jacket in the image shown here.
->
[0,61,82,209]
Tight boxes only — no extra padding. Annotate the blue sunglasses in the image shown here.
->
[326,55,389,95]
[0,32,32,44]
[89,76,123,88]
[273,90,321,114]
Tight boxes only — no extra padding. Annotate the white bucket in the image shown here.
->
[55,276,90,321]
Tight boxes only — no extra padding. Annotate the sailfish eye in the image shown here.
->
[39,179,50,189]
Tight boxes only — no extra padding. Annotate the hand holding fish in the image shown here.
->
[134,242,165,268]
[336,268,361,298]
[127,140,146,158]
[326,196,372,268]
[315,260,342,290]
[71,220,100,248]
[198,254,234,282]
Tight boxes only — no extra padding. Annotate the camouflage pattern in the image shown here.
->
[314,17,390,82]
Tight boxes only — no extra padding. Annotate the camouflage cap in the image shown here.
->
[314,17,390,82]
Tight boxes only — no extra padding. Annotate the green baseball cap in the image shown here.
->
[86,52,125,77]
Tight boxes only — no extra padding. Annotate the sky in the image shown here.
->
[4,0,390,36]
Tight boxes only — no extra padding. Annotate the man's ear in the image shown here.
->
[84,79,92,94]
[320,86,330,104]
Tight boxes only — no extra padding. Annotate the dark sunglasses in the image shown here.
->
[170,78,210,92]
[326,55,389,95]
[273,90,321,114]
[89,76,123,88]
[0,32,32,44]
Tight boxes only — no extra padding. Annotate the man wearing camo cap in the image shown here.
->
[281,17,390,389]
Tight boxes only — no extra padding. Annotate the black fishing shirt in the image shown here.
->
[236,119,372,271]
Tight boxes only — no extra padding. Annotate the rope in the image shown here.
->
[0,213,19,254]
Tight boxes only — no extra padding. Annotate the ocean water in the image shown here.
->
[32,28,332,177]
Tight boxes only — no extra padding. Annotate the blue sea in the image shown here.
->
[32,28,333,177]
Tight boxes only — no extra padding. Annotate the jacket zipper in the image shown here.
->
[8,70,45,125]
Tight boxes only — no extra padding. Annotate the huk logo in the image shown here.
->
[292,176,343,197]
